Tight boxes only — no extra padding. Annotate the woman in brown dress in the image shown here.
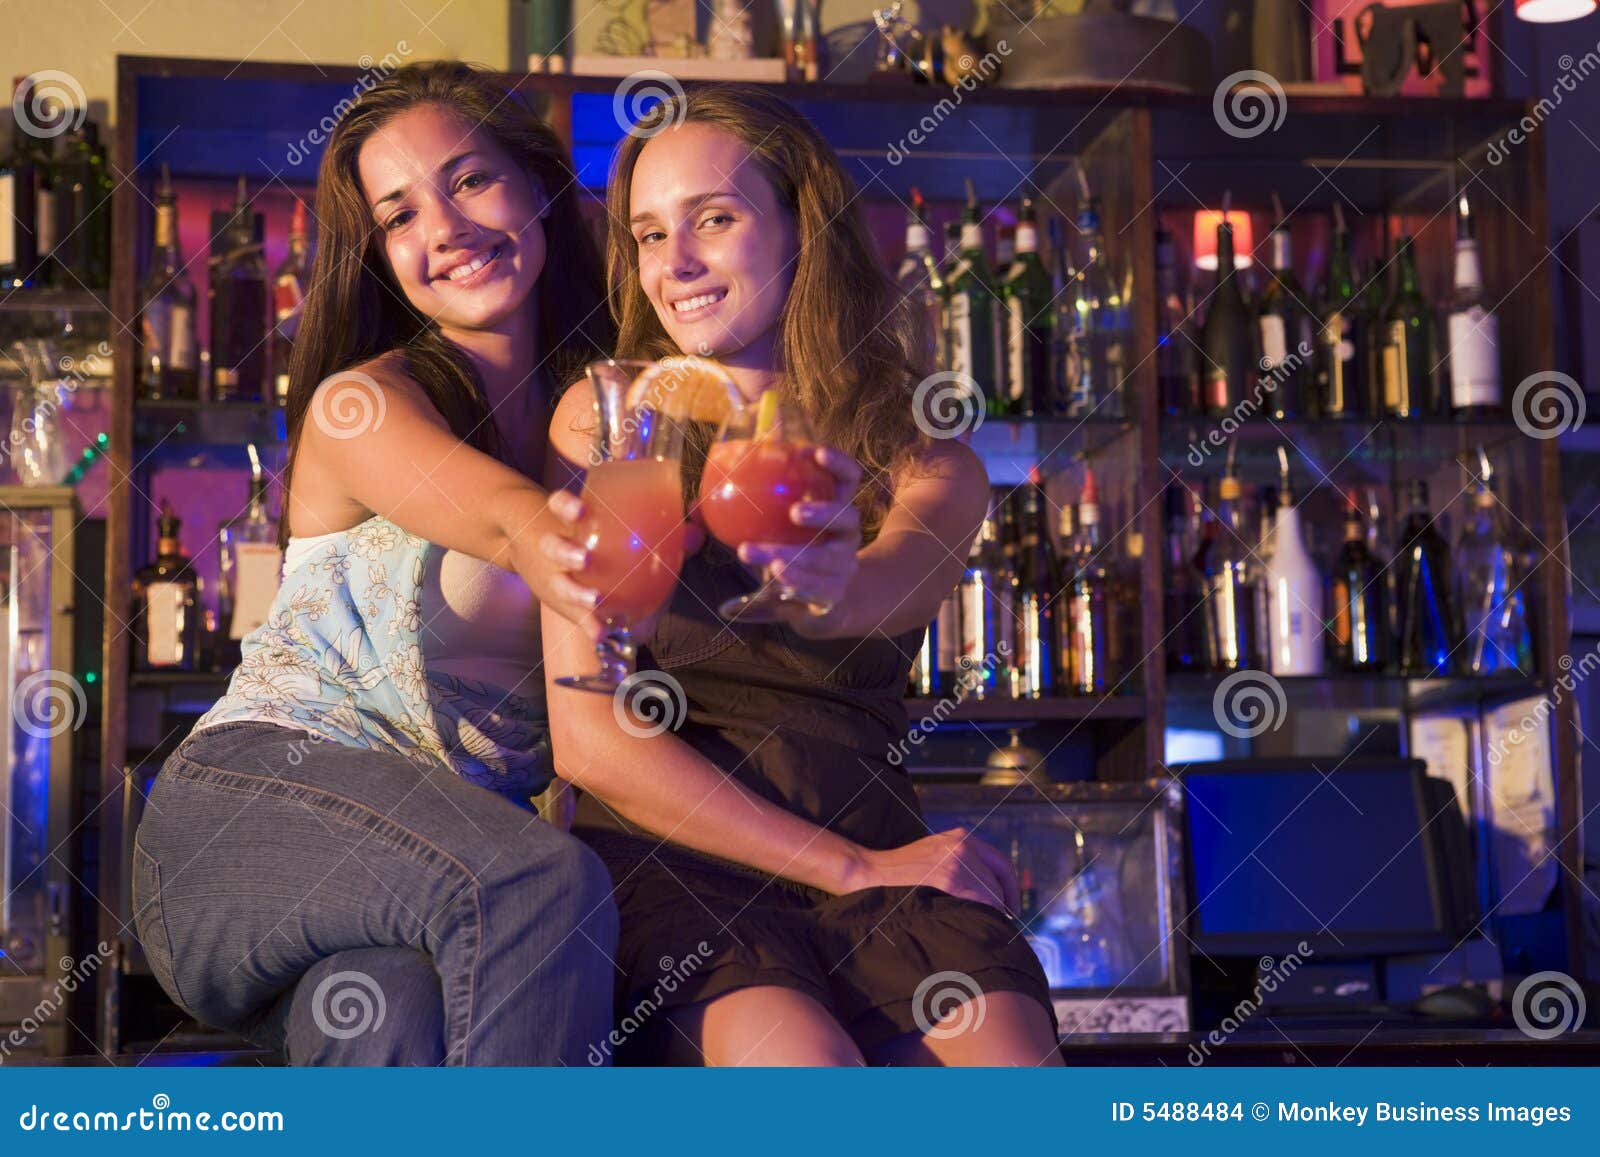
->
[541,86,1062,1066]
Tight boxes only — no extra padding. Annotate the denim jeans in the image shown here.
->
[132,721,619,1066]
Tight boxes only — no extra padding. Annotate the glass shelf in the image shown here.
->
[0,288,109,313]
[1165,670,1542,714]
[905,693,1146,726]
[134,401,286,463]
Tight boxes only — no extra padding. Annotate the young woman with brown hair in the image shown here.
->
[543,86,1063,1066]
[132,62,621,1066]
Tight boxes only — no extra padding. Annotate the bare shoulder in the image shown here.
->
[301,350,446,445]
[901,437,988,491]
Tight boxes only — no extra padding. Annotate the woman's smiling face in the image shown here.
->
[628,122,799,372]
[358,103,548,338]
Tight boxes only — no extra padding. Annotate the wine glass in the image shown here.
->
[697,391,838,623]
[556,360,689,693]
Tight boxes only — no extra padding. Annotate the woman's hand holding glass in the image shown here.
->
[698,393,864,625]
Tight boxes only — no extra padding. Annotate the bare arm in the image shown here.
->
[289,357,599,633]
[543,383,1014,908]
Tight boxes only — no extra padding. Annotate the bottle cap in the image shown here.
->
[1219,474,1243,501]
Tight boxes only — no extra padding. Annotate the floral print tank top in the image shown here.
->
[195,514,552,799]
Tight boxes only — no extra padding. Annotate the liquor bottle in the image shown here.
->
[1380,236,1440,419]
[1261,456,1324,675]
[3,78,41,289]
[896,188,944,373]
[1256,202,1313,418]
[1454,452,1534,676]
[1071,199,1129,418]
[271,197,312,405]
[1002,197,1053,417]
[957,502,1014,698]
[131,502,201,671]
[1195,469,1261,671]
[1156,228,1200,415]
[1064,468,1110,695]
[1011,470,1059,698]
[1392,479,1460,677]
[946,185,1002,414]
[1164,481,1207,671]
[1327,494,1389,672]
[33,117,57,288]
[1108,527,1143,689]
[1446,194,1501,417]
[52,120,113,290]
[994,222,1015,271]
[210,176,269,402]
[1198,214,1256,416]
[137,165,200,401]
[215,444,283,671]
[936,219,961,370]
[1316,204,1365,418]
[1047,216,1082,417]
[934,584,962,694]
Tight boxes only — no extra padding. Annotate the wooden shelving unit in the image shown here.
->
[96,54,1580,1052]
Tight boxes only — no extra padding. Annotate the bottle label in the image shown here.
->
[1259,315,1288,368]
[1383,321,1406,410]
[1007,299,1026,402]
[936,593,960,672]
[274,272,304,320]
[145,581,188,668]
[949,295,973,379]
[1323,312,1355,364]
[228,542,283,640]
[0,174,14,267]
[1454,242,1482,292]
[168,304,196,371]
[1015,223,1038,255]
[1449,308,1500,407]
[36,188,56,255]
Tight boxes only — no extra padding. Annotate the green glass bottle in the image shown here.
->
[1316,211,1365,418]
[946,187,1003,415]
[1001,197,1052,417]
[1380,236,1439,419]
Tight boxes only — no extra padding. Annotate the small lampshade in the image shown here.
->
[1516,0,1597,20]
[1193,210,1254,271]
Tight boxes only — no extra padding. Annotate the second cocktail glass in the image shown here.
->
[557,359,688,693]
[698,392,837,623]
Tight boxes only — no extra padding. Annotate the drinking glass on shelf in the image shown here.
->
[556,360,689,693]
[697,391,838,623]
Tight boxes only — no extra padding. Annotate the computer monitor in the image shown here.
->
[1179,757,1476,958]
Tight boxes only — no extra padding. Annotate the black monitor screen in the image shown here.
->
[1182,759,1462,956]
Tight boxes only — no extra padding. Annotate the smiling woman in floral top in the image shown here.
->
[130,62,621,1067]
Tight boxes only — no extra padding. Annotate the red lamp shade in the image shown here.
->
[1193,210,1254,271]
[1516,0,1597,20]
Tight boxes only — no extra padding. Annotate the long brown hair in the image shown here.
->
[282,61,613,534]
[605,86,929,535]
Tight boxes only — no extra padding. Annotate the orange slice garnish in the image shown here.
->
[627,356,744,424]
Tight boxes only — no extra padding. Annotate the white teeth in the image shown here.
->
[673,290,725,313]
[445,245,499,281]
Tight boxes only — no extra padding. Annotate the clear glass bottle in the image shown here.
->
[1454,453,1534,676]
[1071,199,1129,419]
[1156,228,1199,415]
[131,502,201,671]
[137,164,200,401]
[1195,470,1261,672]
[215,444,283,671]
[1262,455,1325,676]
[896,188,944,374]
[1064,468,1110,695]
[957,501,1015,699]
[1164,481,1207,672]
[1316,205,1366,419]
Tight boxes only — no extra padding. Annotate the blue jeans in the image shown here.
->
[132,721,619,1066]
